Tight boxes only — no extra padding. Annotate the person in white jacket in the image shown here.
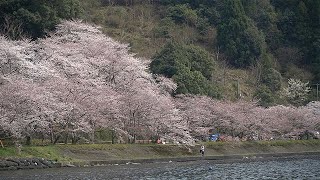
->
[200,145,205,156]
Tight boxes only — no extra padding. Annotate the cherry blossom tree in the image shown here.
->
[282,78,311,106]
[174,94,319,141]
[0,20,194,145]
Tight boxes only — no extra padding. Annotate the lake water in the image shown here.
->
[1,157,320,179]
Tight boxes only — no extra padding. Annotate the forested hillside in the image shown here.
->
[1,0,319,105]
[0,1,319,144]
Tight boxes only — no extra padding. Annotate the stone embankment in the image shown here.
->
[0,158,61,171]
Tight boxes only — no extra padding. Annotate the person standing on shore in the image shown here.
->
[200,145,205,156]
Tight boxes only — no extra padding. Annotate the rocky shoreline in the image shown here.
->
[0,158,61,171]
[1,151,319,171]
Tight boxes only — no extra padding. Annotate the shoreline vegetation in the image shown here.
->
[0,140,320,170]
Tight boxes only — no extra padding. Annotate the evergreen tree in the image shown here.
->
[217,0,265,68]
[150,42,220,97]
[262,68,282,92]
[272,0,320,82]
[241,0,280,50]
[0,0,81,39]
[254,85,275,107]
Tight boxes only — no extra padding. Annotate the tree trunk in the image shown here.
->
[0,140,4,148]
[53,135,60,145]
[26,136,31,145]
[111,129,115,144]
[71,132,80,144]
[64,132,69,144]
[41,133,45,144]
[14,141,21,155]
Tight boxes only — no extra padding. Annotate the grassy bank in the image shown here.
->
[1,140,320,163]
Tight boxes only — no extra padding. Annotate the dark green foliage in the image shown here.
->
[151,42,215,79]
[150,42,220,97]
[312,63,320,81]
[197,5,221,26]
[195,17,209,35]
[271,0,319,47]
[0,0,82,39]
[94,128,116,143]
[159,0,219,9]
[217,0,265,68]
[53,0,82,19]
[271,0,320,82]
[173,68,206,94]
[166,4,198,26]
[241,0,280,50]
[173,67,219,97]
[150,42,180,78]
[152,18,174,38]
[254,85,275,107]
[262,68,282,92]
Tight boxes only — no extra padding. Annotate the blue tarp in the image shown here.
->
[209,134,220,141]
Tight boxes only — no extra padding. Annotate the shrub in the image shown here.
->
[262,68,282,92]
[254,85,275,107]
[150,42,220,97]
[167,4,198,26]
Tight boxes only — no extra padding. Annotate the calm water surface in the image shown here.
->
[1,157,320,180]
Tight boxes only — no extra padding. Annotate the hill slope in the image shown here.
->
[78,0,319,104]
